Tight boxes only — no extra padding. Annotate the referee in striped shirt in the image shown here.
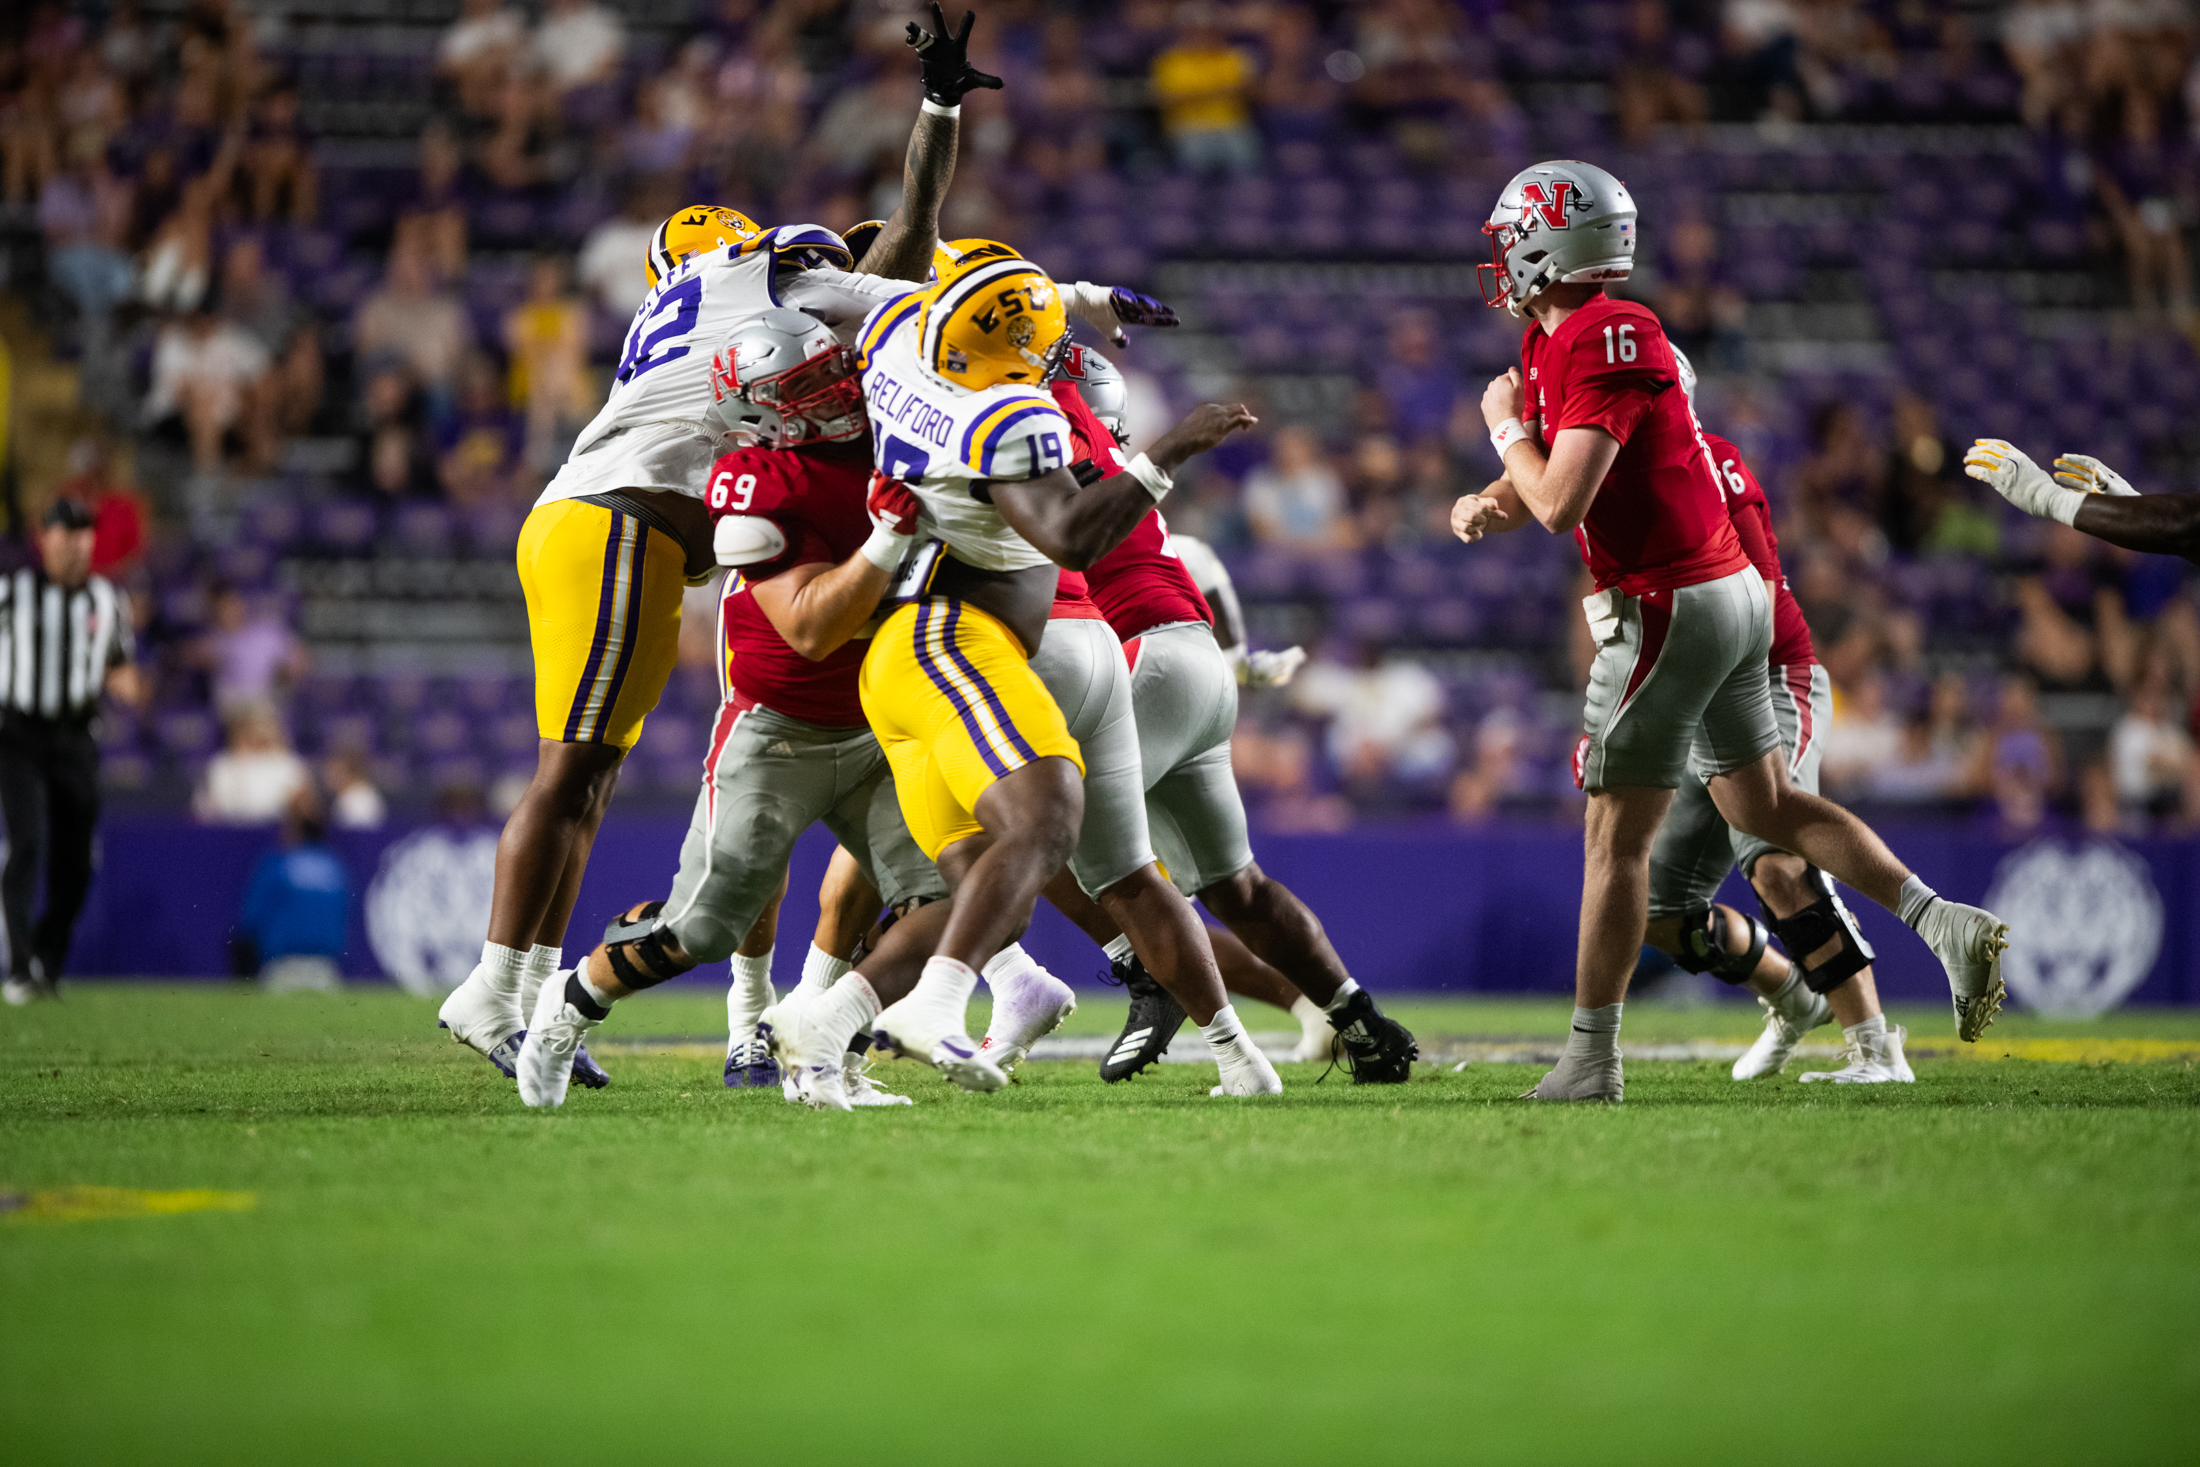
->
[0,500,142,1005]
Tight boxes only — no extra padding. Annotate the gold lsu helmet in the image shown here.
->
[644,205,764,289]
[929,237,1024,282]
[917,256,1070,391]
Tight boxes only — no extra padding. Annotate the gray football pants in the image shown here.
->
[1127,621,1254,897]
[1029,616,1158,897]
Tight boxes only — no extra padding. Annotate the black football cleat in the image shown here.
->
[1099,954,1186,1082]
[1330,988,1417,1084]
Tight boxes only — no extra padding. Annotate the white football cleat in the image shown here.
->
[515,974,600,1108]
[437,965,526,1078]
[1915,899,2010,1041]
[1801,1023,1914,1084]
[979,962,1077,1071]
[1209,1035,1284,1096]
[873,989,1007,1094]
[1732,986,1833,1080]
[1521,1050,1623,1102]
[757,993,859,1113]
[844,1053,915,1107]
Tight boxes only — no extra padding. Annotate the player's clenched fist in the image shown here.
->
[1481,367,1526,431]
[860,472,925,570]
[1451,493,1509,544]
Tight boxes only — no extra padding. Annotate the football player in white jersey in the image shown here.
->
[756,255,1278,1108]
[435,7,1002,1079]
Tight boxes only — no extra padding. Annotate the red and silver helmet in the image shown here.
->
[1479,160,1637,315]
[709,308,866,448]
[1058,344,1128,445]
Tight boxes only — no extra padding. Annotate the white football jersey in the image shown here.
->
[538,225,914,508]
[854,294,1074,573]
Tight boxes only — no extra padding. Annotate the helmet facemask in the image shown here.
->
[711,336,867,448]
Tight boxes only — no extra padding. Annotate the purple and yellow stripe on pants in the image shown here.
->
[858,598,1082,859]
[517,497,686,751]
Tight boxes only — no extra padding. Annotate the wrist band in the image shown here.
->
[1489,416,1531,460]
[1126,452,1172,503]
[860,523,910,571]
[921,98,961,118]
[2047,490,2083,527]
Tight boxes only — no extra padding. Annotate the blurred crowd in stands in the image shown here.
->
[7,0,2200,838]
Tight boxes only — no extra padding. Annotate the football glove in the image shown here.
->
[1242,645,1308,688]
[860,473,926,571]
[1964,438,2084,526]
[2051,453,2142,498]
[1064,282,1180,346]
[907,4,1002,106]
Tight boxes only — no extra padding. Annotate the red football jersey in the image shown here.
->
[1041,380,1121,623]
[1702,431,1814,670]
[706,438,873,728]
[1086,511,1212,643]
[1519,294,1750,596]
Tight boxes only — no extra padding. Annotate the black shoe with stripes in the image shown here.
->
[1099,954,1186,1082]
[1330,988,1417,1084]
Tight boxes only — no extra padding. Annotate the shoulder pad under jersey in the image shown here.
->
[714,515,789,567]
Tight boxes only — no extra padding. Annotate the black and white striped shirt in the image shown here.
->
[0,568,134,725]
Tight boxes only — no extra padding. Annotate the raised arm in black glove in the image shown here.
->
[907,3,1002,106]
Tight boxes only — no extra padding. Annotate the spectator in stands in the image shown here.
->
[808,65,920,179]
[1614,0,1711,142]
[439,0,528,117]
[195,703,311,825]
[2015,523,2130,692]
[39,127,133,387]
[1654,214,1745,374]
[1231,719,1352,833]
[1878,390,1997,556]
[480,72,578,194]
[1791,399,1884,544]
[505,255,593,475]
[325,749,386,830]
[1820,667,1904,798]
[1968,674,2064,823]
[234,788,349,992]
[1151,9,1261,176]
[531,0,625,106]
[216,235,322,440]
[143,302,275,474]
[2095,98,2196,328]
[1255,3,1341,144]
[1243,424,1356,550]
[1866,709,1967,804]
[621,75,698,175]
[437,355,524,504]
[2004,0,2087,130]
[1346,431,1406,545]
[56,438,147,578]
[1016,15,1107,190]
[241,84,315,224]
[356,365,439,500]
[398,121,471,285]
[1376,312,1462,445]
[353,242,473,414]
[194,586,307,719]
[136,173,218,315]
[2111,653,2195,812]
[1718,0,1805,121]
[2079,759,2138,835]
[1290,640,1457,801]
[576,178,667,320]
[1447,707,1524,822]
[1347,0,1479,166]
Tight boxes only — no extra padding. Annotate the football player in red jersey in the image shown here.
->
[1640,350,1912,1084]
[1454,160,2009,1099]
[1047,348,1420,1083]
[514,308,961,1107]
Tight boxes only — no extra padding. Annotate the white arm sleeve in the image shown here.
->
[783,268,918,330]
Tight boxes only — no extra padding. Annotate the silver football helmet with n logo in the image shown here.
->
[708,307,867,448]
[1479,160,1637,316]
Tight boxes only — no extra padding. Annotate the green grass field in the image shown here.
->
[4,985,2197,1464]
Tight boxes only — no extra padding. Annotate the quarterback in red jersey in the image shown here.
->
[1060,349,1419,1083]
[1638,352,1912,1085]
[1453,160,2008,1100]
[514,307,949,1108]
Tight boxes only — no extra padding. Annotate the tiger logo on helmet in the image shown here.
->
[916,256,1069,392]
[644,205,765,289]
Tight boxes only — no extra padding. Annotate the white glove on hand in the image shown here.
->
[1242,646,1307,688]
[1963,439,2084,526]
[2052,453,2141,498]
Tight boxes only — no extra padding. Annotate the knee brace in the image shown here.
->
[1671,904,1769,985]
[600,901,696,991]
[1765,868,1876,994]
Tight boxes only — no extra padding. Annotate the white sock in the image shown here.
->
[795,943,849,999]
[478,941,527,998]
[1567,1002,1622,1058]
[1321,977,1362,1014]
[1896,875,1938,928]
[982,943,1037,986]
[520,944,561,1010]
[576,968,616,1011]
[914,955,980,1009]
[1198,1002,1248,1049]
[1102,935,1135,964]
[819,973,883,1042]
[727,947,775,1039]
[1844,1013,1888,1046]
[1291,993,1328,1038]
[1765,970,1810,1017]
